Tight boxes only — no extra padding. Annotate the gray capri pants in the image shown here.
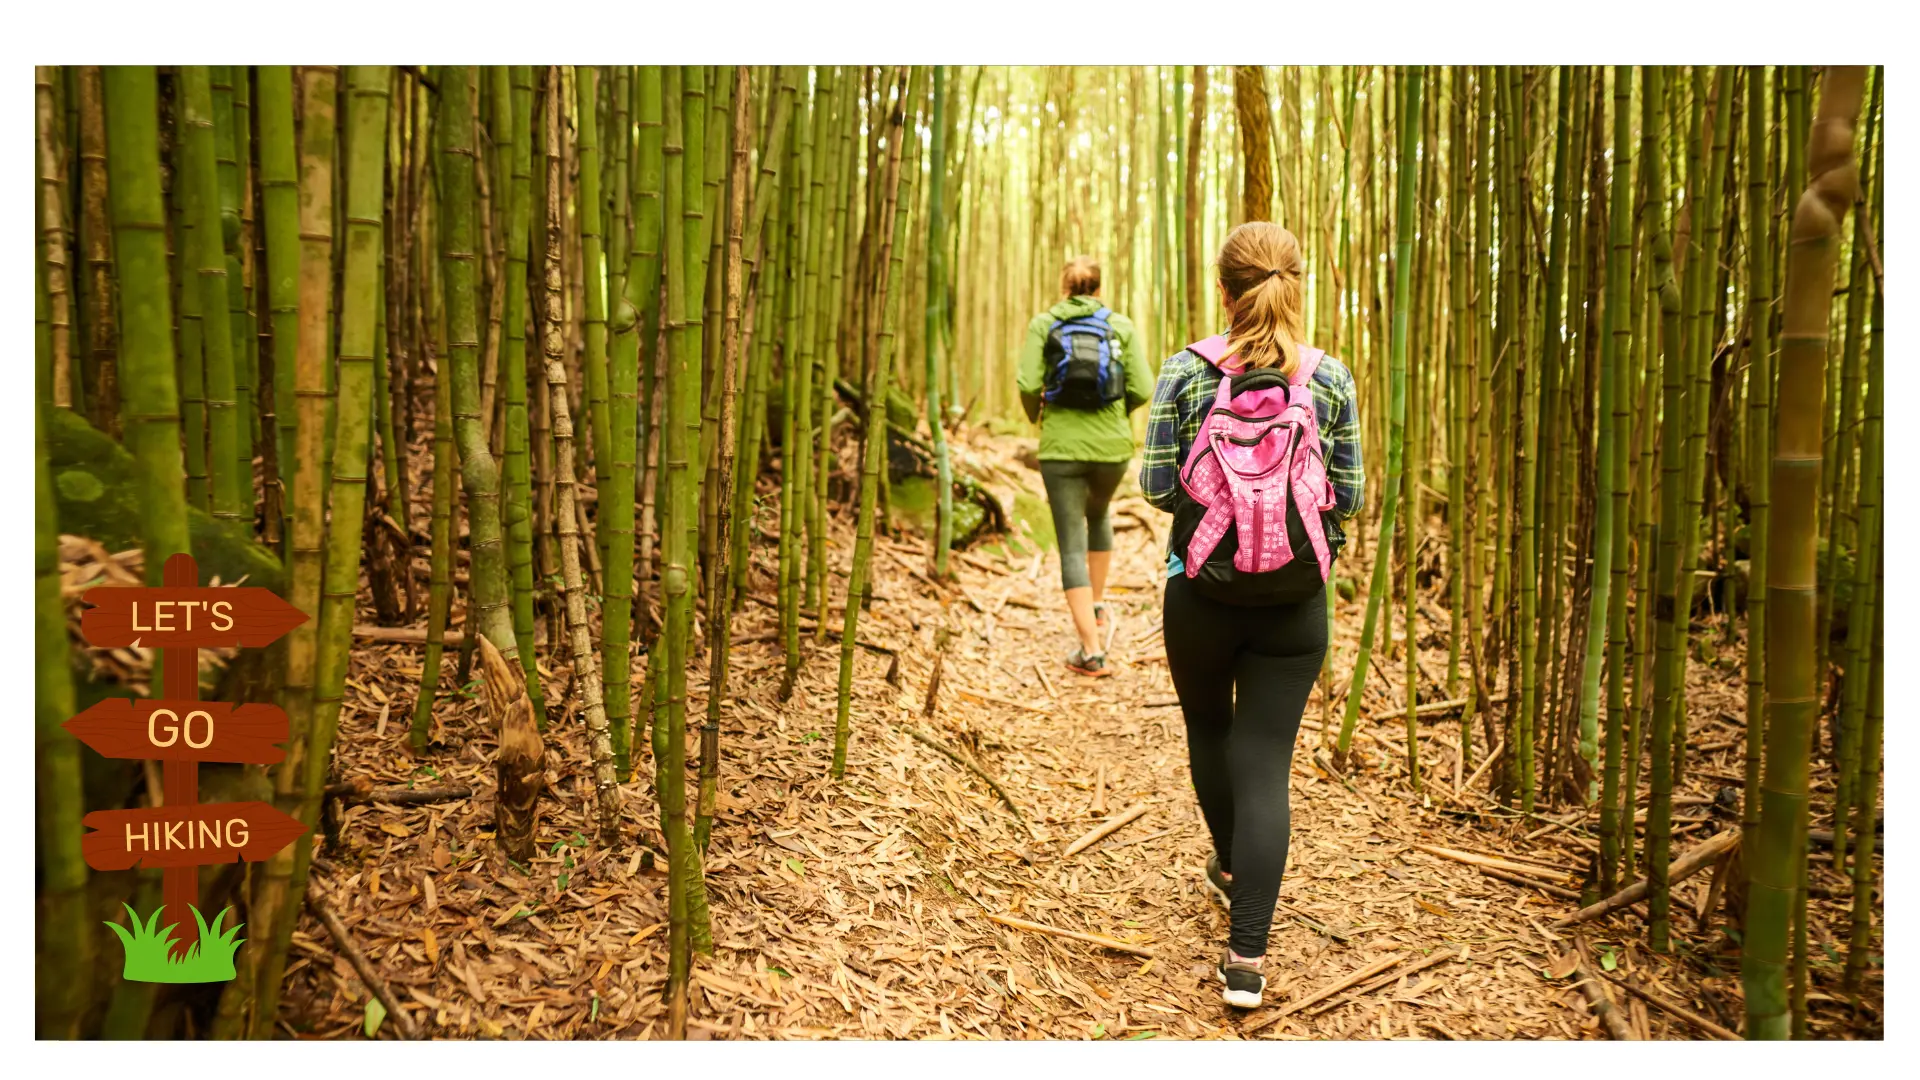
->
[1038,460,1127,591]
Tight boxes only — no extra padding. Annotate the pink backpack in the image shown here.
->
[1171,335,1337,604]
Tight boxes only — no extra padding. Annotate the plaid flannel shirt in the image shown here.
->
[1139,346,1366,562]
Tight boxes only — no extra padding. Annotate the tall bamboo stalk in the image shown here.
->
[1336,67,1421,767]
[925,65,954,576]
[1183,66,1207,342]
[1598,65,1635,894]
[832,66,917,780]
[411,319,455,750]
[36,67,73,407]
[1639,65,1689,953]
[502,66,546,728]
[658,64,697,1038]
[1744,65,1865,1040]
[541,67,622,846]
[180,67,245,525]
[1742,66,1774,836]
[249,64,337,1035]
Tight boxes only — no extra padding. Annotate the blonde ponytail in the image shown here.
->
[1216,223,1306,376]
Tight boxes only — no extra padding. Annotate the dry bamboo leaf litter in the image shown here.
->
[260,434,1881,1040]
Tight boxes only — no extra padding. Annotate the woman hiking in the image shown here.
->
[1140,222,1364,1008]
[1017,256,1152,677]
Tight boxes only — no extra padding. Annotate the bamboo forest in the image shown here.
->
[33,64,1884,1042]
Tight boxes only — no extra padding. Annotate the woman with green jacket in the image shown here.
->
[1016,257,1153,676]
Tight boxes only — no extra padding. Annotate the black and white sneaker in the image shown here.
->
[1205,854,1232,910]
[1217,952,1267,1009]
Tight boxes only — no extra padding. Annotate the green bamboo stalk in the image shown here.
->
[926,66,954,577]
[579,67,612,579]
[1743,66,1774,836]
[1832,227,1880,874]
[658,63,699,1036]
[1400,69,1428,789]
[180,67,245,525]
[97,70,185,1040]
[1514,66,1570,815]
[1744,66,1866,1040]
[1639,65,1690,954]
[540,67,622,846]
[609,65,663,780]
[249,64,336,1036]
[833,67,919,780]
[258,67,299,545]
[1577,66,1622,802]
[410,318,455,750]
[1597,66,1635,894]
[1668,67,1733,791]
[217,67,259,496]
[1335,67,1421,765]
[1444,68,1467,701]
[778,80,813,697]
[696,65,756,857]
[1842,541,1881,991]
[1827,73,1880,863]
[502,66,546,728]
[812,71,859,626]
[297,60,391,926]
[36,285,90,1044]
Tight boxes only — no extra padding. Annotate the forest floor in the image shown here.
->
[268,424,1884,1041]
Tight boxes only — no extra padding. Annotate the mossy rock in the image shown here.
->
[888,475,990,549]
[45,407,285,593]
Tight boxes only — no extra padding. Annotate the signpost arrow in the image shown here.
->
[63,699,290,764]
[80,802,309,872]
[79,581,309,648]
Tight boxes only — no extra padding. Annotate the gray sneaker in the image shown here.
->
[1217,951,1267,1008]
[1205,853,1232,909]
[1065,647,1112,678]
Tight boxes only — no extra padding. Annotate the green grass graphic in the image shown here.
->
[103,903,245,984]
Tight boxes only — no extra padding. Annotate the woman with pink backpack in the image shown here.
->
[1139,222,1365,1008]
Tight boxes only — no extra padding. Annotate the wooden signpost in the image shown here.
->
[69,552,309,959]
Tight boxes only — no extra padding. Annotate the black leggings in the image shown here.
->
[1163,573,1328,958]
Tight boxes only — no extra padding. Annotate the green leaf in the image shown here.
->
[1125,1031,1155,1041]
[769,966,792,979]
[1091,1023,1106,1039]
[364,997,387,1038]
[785,857,806,876]
[1599,946,1618,972]
[590,992,601,1023]
[557,873,570,891]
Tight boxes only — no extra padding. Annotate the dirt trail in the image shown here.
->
[283,432,1783,1041]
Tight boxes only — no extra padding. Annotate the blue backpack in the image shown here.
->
[1041,308,1126,410]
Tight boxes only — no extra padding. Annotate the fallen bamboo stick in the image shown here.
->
[897,726,1029,830]
[984,912,1154,959]
[323,781,474,807]
[1062,802,1149,857]
[1275,901,1352,943]
[1244,951,1405,1031]
[307,886,420,1040]
[355,624,462,646]
[1092,763,1106,816]
[955,687,1052,715]
[1306,944,1466,1016]
[1412,842,1577,883]
[1550,828,1740,929]
[1591,967,1740,1041]
[1478,865,1582,901]
[1461,738,1506,793]
[1568,945,1635,1041]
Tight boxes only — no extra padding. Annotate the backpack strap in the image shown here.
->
[1188,334,1234,368]
[1290,345,1326,386]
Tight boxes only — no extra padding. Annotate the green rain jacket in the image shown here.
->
[1016,296,1153,462]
